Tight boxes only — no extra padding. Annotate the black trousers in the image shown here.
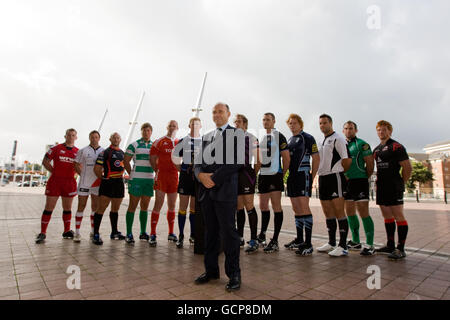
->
[201,196,241,279]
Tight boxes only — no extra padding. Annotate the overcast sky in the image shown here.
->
[1,0,449,164]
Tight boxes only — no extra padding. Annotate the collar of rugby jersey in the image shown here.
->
[109,145,121,151]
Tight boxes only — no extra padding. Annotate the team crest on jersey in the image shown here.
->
[362,144,370,151]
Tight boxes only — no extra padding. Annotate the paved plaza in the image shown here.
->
[0,187,449,300]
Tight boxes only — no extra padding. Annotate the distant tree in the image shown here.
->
[406,161,434,192]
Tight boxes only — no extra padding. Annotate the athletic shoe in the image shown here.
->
[73,234,81,243]
[176,234,184,249]
[360,245,376,256]
[284,238,297,248]
[388,249,406,261]
[239,238,245,247]
[110,231,125,240]
[328,246,348,257]
[295,244,314,256]
[263,239,279,253]
[149,234,157,247]
[347,240,362,251]
[375,245,395,255]
[168,233,178,242]
[285,238,303,250]
[62,230,75,239]
[245,239,259,254]
[35,233,46,244]
[92,234,103,245]
[317,243,336,253]
[125,234,135,245]
[189,236,195,245]
[257,233,266,247]
[139,233,150,241]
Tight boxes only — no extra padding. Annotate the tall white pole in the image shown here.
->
[192,72,207,118]
[98,108,108,132]
[123,91,146,149]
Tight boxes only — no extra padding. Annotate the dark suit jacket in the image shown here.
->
[194,125,244,202]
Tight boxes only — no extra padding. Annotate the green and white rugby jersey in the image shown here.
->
[125,138,154,181]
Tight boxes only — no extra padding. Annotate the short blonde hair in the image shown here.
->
[376,120,393,132]
[235,114,248,129]
[286,114,304,129]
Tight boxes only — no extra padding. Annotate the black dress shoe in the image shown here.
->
[225,276,241,291]
[195,272,220,284]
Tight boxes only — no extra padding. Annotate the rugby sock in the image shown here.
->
[63,211,72,233]
[109,212,118,234]
[347,214,360,244]
[302,214,313,246]
[40,210,53,234]
[75,211,83,236]
[236,209,246,238]
[139,210,148,234]
[294,216,304,244]
[261,210,270,235]
[326,218,337,247]
[93,213,103,235]
[189,210,195,237]
[396,220,408,251]
[167,210,176,235]
[273,211,283,241]
[126,211,135,235]
[178,210,187,236]
[338,218,349,249]
[384,218,396,249]
[362,216,375,246]
[90,212,95,233]
[247,208,258,240]
[150,211,160,235]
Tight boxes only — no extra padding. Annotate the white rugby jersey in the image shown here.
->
[75,145,104,187]
[318,132,349,176]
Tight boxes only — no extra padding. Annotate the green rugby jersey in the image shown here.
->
[125,138,154,181]
[345,137,372,179]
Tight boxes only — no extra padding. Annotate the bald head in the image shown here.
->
[109,132,121,147]
[212,103,231,127]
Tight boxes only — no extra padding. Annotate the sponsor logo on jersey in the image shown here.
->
[114,160,121,167]
[312,144,318,153]
[332,192,338,197]
[362,144,370,151]
[59,156,74,163]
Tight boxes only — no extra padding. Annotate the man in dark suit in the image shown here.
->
[194,102,244,291]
